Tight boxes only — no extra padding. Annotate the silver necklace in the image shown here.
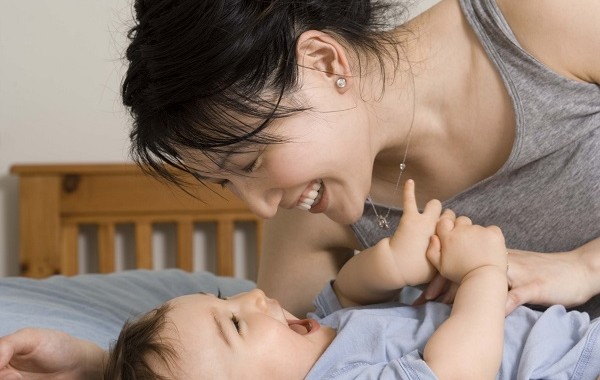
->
[367,77,416,230]
[367,122,414,229]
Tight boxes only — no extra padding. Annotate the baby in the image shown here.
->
[104,181,600,379]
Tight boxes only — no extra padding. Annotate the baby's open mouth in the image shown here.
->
[287,319,320,335]
[296,180,323,211]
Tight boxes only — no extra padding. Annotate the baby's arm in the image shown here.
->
[424,217,508,380]
[334,180,441,307]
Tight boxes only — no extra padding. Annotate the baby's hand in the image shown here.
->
[426,217,507,284]
[387,180,442,285]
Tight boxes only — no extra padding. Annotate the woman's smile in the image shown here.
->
[296,180,324,211]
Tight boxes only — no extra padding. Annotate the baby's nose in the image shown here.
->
[248,289,268,309]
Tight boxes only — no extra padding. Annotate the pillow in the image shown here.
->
[0,269,255,349]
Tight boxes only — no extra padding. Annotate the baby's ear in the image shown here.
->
[295,30,352,89]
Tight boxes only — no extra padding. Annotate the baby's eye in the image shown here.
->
[231,314,241,333]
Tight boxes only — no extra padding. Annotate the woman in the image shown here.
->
[0,0,598,378]
[123,0,600,314]
[121,0,599,316]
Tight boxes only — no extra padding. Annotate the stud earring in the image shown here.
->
[336,77,347,88]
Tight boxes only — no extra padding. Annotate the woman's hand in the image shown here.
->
[415,237,600,313]
[505,237,600,315]
[0,328,105,380]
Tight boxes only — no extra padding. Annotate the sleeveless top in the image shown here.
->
[351,0,600,312]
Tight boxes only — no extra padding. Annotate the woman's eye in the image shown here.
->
[243,156,262,173]
[193,172,230,189]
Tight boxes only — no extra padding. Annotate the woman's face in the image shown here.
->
[185,69,378,224]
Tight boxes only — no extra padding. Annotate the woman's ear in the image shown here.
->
[296,30,353,92]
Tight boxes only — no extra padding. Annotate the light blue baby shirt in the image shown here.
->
[305,283,600,380]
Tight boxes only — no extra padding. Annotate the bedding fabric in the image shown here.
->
[0,269,255,349]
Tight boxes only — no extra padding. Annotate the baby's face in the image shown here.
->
[161,289,334,379]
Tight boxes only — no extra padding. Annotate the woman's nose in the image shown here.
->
[230,182,281,219]
[245,198,279,219]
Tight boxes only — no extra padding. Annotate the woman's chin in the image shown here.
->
[326,204,365,225]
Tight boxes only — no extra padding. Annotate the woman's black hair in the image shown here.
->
[123,0,408,183]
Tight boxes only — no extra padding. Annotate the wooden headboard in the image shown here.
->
[10,163,262,279]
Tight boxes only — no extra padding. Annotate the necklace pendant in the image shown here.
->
[377,215,390,229]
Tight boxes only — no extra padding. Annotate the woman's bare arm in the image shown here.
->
[498,0,600,84]
[506,237,600,314]
[0,328,106,380]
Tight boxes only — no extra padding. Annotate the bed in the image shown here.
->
[9,163,263,278]
[1,163,261,349]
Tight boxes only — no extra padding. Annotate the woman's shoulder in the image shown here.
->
[496,0,600,84]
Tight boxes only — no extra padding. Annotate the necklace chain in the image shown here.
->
[367,75,416,230]
[367,128,413,229]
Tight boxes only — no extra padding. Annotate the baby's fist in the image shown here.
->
[427,218,507,283]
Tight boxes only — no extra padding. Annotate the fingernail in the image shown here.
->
[4,374,23,380]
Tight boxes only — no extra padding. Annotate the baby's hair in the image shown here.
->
[104,303,178,380]
[122,0,410,185]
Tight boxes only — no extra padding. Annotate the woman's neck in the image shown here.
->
[367,0,511,204]
[368,1,467,171]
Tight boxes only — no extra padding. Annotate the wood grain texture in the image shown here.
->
[11,163,263,279]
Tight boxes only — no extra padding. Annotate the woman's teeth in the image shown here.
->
[296,180,323,211]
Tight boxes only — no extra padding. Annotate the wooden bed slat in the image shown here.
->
[98,223,116,273]
[217,218,235,276]
[135,222,153,270]
[176,221,194,271]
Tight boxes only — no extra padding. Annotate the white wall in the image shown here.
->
[0,0,441,277]
[410,0,441,17]
[0,1,132,276]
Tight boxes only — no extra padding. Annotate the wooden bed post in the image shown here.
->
[13,174,62,277]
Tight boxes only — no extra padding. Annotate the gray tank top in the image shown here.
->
[351,0,600,313]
